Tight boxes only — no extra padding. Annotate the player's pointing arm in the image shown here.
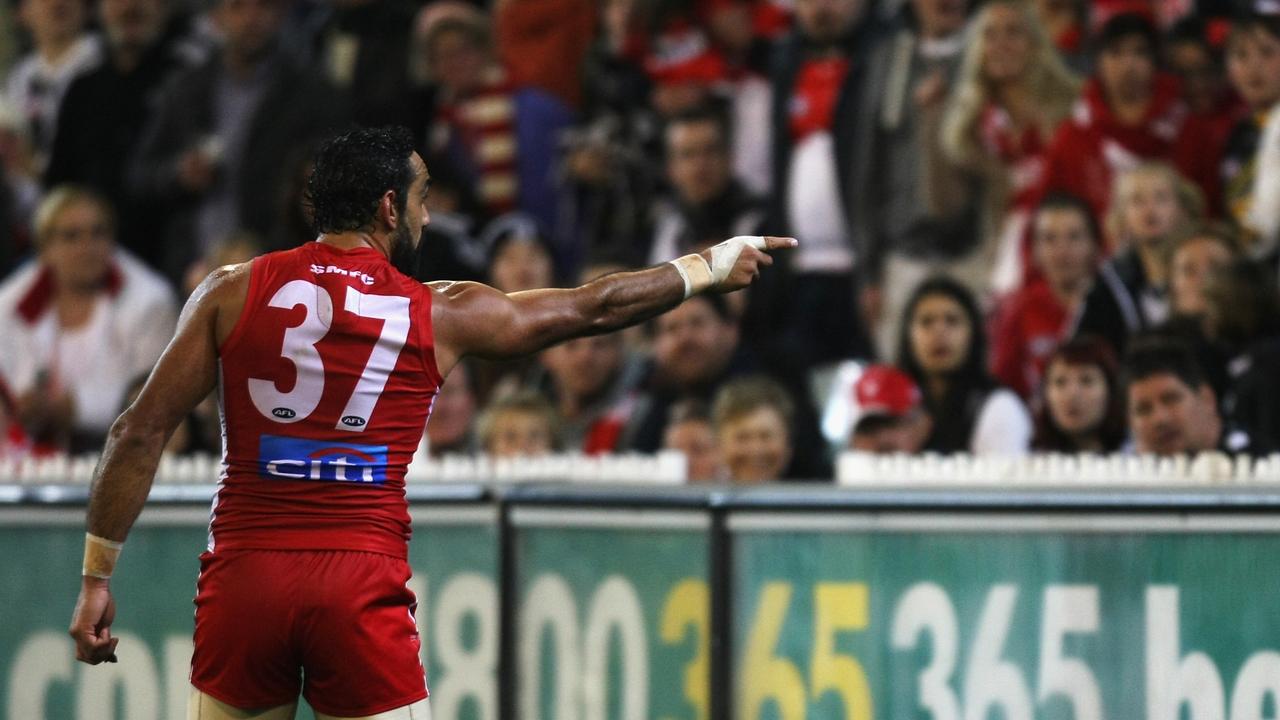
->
[430,235,797,376]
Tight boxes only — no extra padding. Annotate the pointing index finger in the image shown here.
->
[761,236,798,251]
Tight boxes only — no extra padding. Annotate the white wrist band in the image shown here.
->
[83,533,123,579]
[669,254,714,299]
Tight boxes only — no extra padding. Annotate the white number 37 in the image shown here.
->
[247,279,410,431]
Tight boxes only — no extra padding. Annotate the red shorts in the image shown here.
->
[190,549,429,717]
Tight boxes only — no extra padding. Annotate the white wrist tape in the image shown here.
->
[670,236,767,298]
[83,533,123,579]
[669,254,714,299]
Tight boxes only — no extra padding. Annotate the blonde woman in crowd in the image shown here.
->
[941,0,1080,294]
[1072,162,1204,354]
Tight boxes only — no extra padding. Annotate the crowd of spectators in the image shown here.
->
[0,0,1278,482]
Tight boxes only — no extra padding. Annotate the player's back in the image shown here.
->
[211,242,442,558]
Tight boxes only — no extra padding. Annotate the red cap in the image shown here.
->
[644,22,728,87]
[854,365,922,418]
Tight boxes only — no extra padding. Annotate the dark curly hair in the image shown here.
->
[304,126,417,234]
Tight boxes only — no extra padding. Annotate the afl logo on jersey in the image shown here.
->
[341,415,366,428]
[273,407,296,419]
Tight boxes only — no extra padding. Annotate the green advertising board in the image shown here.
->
[730,512,1280,720]
[0,503,498,720]
[511,507,712,720]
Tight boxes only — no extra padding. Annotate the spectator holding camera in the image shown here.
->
[128,0,345,281]
[45,0,203,268]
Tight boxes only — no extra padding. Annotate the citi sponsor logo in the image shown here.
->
[257,434,388,484]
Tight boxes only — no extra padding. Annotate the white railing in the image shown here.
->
[837,451,1280,486]
[0,451,690,485]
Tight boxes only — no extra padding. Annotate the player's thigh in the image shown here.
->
[314,697,432,720]
[187,688,297,720]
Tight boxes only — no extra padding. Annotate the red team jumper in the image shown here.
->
[191,241,440,715]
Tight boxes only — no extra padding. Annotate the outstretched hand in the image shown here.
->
[69,578,119,665]
[698,235,798,294]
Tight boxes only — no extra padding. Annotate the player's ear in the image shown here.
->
[379,189,398,230]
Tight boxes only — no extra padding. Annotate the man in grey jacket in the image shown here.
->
[127,0,348,284]
[851,0,979,360]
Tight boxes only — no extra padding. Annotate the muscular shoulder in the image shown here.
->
[197,262,252,305]
[188,262,253,341]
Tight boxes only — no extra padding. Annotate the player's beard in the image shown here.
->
[389,221,420,278]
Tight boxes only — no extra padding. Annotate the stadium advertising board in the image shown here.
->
[730,512,1280,720]
[511,507,712,720]
[0,505,497,720]
[5,500,1280,720]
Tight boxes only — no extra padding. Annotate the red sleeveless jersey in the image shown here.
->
[210,242,442,558]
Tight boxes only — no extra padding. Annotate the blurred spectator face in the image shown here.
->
[41,199,114,293]
[490,238,553,292]
[485,407,554,457]
[1226,26,1280,111]
[848,364,930,453]
[1119,169,1182,247]
[980,3,1033,84]
[427,363,476,451]
[652,83,712,119]
[912,0,968,39]
[666,118,731,206]
[1033,206,1096,291]
[1168,39,1221,115]
[1128,372,1217,455]
[849,413,931,453]
[217,0,284,64]
[1044,359,1108,439]
[718,406,791,483]
[101,0,166,52]
[1170,236,1233,317]
[653,298,739,387]
[708,2,754,56]
[794,0,863,45]
[908,293,972,376]
[541,334,624,403]
[19,0,86,49]
[664,417,722,482]
[1098,35,1156,105]
[429,27,489,95]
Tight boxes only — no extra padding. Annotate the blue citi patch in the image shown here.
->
[257,434,389,484]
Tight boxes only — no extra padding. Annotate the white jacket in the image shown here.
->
[0,249,177,437]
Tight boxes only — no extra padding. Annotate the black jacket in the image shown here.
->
[45,21,204,266]
[1073,250,1165,356]
[127,49,348,279]
[766,22,880,239]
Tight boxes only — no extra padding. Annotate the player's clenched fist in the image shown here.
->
[669,235,798,297]
[69,579,119,664]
